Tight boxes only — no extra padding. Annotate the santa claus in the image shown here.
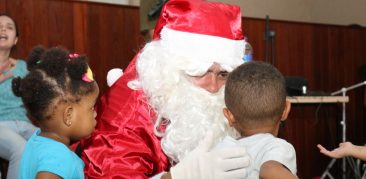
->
[81,0,250,178]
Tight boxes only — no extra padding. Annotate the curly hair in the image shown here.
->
[225,61,286,126]
[12,46,97,122]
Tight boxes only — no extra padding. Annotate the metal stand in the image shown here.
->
[321,81,366,179]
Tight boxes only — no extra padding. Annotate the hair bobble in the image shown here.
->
[69,53,79,59]
[68,53,79,62]
[82,66,94,83]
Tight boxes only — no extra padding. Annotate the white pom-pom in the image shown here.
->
[107,68,123,87]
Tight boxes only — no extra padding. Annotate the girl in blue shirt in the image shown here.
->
[0,13,38,179]
[14,46,99,179]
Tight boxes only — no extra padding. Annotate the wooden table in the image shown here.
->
[287,96,349,104]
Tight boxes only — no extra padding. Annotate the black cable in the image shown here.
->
[271,32,276,66]
[264,15,270,63]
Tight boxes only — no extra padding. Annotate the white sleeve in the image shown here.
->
[259,139,297,174]
[150,172,167,179]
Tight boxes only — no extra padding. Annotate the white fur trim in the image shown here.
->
[107,68,123,87]
[183,62,234,76]
[127,79,142,90]
[184,62,213,76]
[160,27,246,69]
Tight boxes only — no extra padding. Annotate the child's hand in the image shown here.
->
[317,142,354,159]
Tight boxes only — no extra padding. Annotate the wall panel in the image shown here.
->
[1,0,140,92]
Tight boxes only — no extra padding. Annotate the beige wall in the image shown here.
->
[81,0,366,26]
[78,0,139,6]
[213,0,366,26]
[310,0,366,26]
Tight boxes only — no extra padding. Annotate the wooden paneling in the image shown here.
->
[0,0,5,12]
[1,1,365,178]
[1,0,141,93]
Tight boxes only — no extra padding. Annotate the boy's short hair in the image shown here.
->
[225,61,286,125]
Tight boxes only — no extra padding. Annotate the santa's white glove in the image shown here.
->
[106,68,123,87]
[170,131,250,179]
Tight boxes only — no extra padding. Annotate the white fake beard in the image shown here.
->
[137,41,238,163]
[161,80,234,163]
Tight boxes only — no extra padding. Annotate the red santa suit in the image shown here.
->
[80,0,247,178]
[81,56,169,178]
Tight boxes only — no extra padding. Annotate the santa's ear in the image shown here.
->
[63,106,74,127]
[223,108,236,126]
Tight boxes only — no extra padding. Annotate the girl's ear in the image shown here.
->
[281,100,291,122]
[223,108,236,126]
[63,106,73,127]
[14,36,18,45]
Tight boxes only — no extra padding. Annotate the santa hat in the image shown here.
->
[152,0,246,73]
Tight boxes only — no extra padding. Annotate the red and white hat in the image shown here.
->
[153,0,246,74]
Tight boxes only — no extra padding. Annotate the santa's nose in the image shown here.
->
[204,74,223,93]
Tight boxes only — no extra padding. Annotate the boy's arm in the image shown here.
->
[259,161,298,179]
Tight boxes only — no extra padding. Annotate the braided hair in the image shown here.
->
[12,46,97,122]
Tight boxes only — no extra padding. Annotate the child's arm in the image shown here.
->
[36,172,62,179]
[259,161,298,179]
[317,142,366,161]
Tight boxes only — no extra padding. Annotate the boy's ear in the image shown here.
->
[223,108,236,126]
[63,106,73,127]
[281,100,291,122]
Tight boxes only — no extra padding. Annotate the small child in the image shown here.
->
[317,142,366,161]
[12,46,99,179]
[215,61,297,178]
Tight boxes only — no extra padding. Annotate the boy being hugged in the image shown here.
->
[216,61,298,179]
[13,46,99,179]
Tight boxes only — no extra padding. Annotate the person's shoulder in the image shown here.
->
[270,137,295,149]
[250,134,296,162]
[14,59,28,75]
[259,136,297,174]
[30,135,73,158]
[35,140,82,178]
[261,136,295,153]
[23,135,79,174]
[15,59,26,66]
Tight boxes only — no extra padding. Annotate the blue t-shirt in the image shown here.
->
[18,130,85,179]
[0,60,29,122]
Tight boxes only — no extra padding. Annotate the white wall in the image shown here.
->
[81,0,366,26]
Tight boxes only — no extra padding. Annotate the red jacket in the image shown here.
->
[81,57,170,178]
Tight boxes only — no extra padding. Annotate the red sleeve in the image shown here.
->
[81,57,170,178]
